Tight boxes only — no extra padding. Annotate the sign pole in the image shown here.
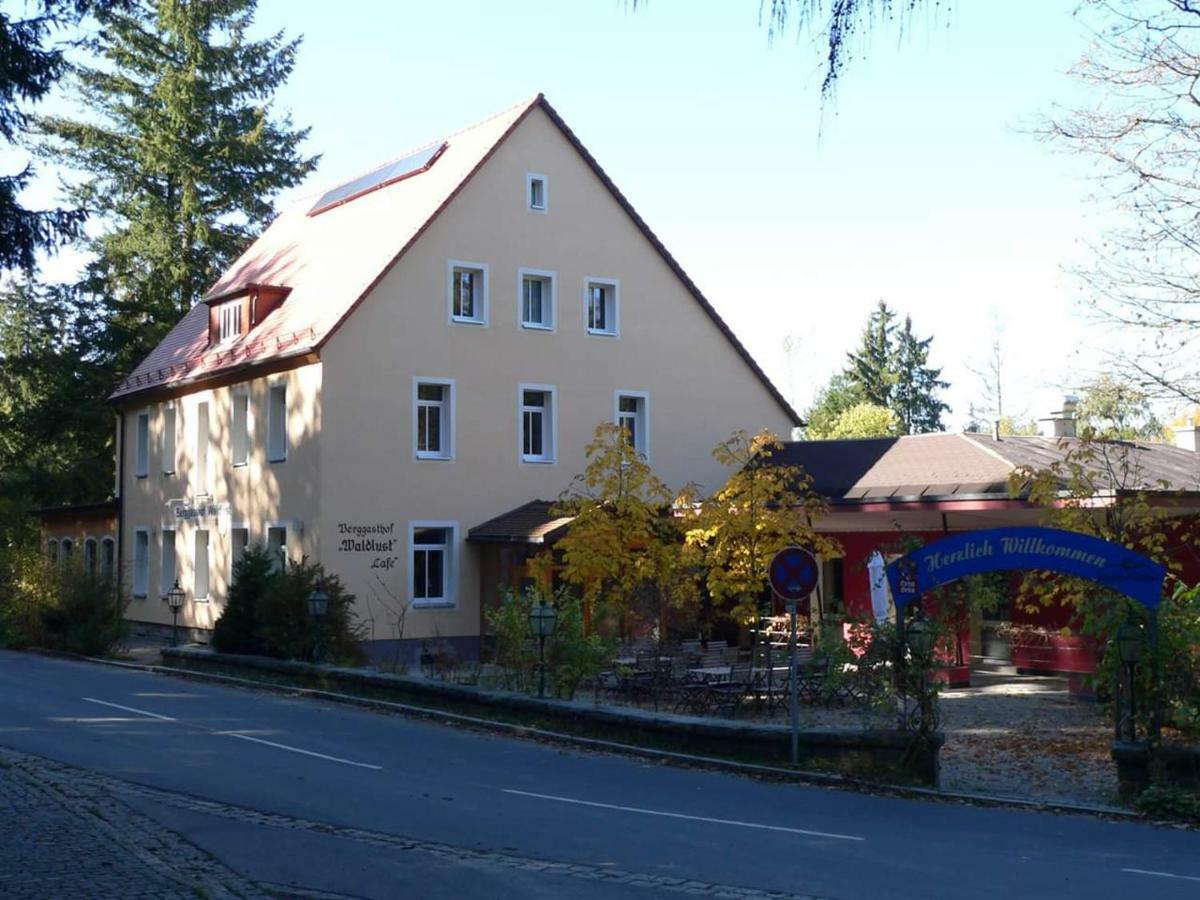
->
[767,546,818,769]
[788,595,799,765]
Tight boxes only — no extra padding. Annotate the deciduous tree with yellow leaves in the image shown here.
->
[685,430,841,628]
[553,424,698,641]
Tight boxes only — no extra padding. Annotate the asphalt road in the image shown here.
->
[1,650,1197,899]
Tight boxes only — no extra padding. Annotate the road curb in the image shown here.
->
[76,650,1142,822]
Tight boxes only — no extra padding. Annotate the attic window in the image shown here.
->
[308,141,447,216]
[217,300,242,343]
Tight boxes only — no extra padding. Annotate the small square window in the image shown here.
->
[449,261,488,325]
[526,173,547,212]
[586,279,619,337]
[519,269,555,330]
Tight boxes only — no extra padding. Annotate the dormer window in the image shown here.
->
[218,300,243,343]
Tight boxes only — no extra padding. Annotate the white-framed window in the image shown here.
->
[615,391,650,459]
[413,378,455,460]
[196,401,210,491]
[585,278,619,337]
[232,391,249,467]
[162,406,176,474]
[101,537,115,580]
[526,172,547,213]
[230,525,249,576]
[84,538,97,576]
[519,384,557,464]
[135,411,150,477]
[518,268,555,330]
[267,383,287,462]
[60,537,73,561]
[217,299,242,343]
[448,260,488,325]
[160,528,176,596]
[194,529,210,600]
[133,528,149,598]
[266,524,287,573]
[47,539,59,565]
[409,522,457,608]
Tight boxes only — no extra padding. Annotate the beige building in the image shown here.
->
[109,94,797,659]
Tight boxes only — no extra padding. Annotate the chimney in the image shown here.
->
[1039,395,1078,439]
[1175,427,1200,452]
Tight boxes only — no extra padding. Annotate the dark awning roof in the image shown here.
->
[467,500,574,544]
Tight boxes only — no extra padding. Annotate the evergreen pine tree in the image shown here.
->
[0,2,119,271]
[0,279,113,545]
[845,299,895,407]
[891,314,949,434]
[36,0,319,376]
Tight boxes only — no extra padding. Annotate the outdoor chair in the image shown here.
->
[705,662,755,718]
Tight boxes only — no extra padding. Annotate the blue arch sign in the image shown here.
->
[885,526,1167,611]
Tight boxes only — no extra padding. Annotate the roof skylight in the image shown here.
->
[308,141,446,216]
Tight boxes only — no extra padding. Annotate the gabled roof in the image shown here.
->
[109,95,798,423]
[774,432,1200,502]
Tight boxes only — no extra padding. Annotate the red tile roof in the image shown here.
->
[110,95,798,424]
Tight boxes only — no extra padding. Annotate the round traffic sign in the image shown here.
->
[768,546,819,601]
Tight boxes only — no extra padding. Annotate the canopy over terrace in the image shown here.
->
[468,500,576,627]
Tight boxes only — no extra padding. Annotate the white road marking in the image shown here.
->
[215,731,384,770]
[1122,867,1200,883]
[502,789,866,841]
[82,698,176,721]
[79,697,382,771]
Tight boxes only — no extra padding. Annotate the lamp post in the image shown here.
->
[1115,616,1144,742]
[527,599,557,698]
[307,581,329,664]
[164,580,185,648]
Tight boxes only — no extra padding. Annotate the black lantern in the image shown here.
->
[164,579,185,647]
[1116,619,1144,665]
[906,614,936,660]
[308,581,329,664]
[527,599,557,698]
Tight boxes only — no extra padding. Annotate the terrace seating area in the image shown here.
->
[592,629,864,719]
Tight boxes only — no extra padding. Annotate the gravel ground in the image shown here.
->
[936,671,1114,807]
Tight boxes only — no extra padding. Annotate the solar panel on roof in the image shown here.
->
[308,141,447,216]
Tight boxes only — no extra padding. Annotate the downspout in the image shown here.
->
[115,410,126,617]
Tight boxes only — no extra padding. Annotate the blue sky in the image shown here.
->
[18,0,1117,425]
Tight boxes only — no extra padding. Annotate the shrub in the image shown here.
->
[41,565,126,656]
[211,545,274,655]
[486,587,536,692]
[0,547,57,648]
[213,551,365,665]
[1135,784,1200,823]
[0,549,126,656]
[487,585,613,699]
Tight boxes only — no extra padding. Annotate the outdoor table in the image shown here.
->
[688,665,732,683]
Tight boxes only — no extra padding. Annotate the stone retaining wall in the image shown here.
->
[161,647,943,787]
